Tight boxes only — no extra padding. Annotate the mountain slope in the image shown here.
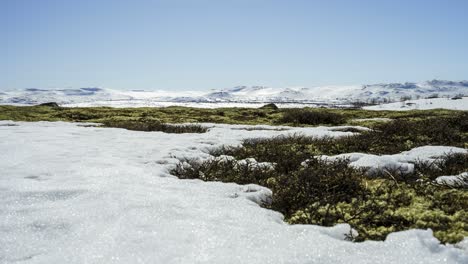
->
[0,80,466,107]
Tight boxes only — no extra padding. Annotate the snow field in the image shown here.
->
[364,97,468,111]
[0,121,466,263]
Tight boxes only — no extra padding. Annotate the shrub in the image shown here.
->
[280,109,346,125]
[55,110,102,121]
[210,134,331,174]
[102,119,208,133]
[171,150,468,243]
[412,153,468,182]
[37,102,60,107]
[260,103,279,110]
[171,129,468,244]
[171,156,277,185]
[328,115,467,154]
[267,157,366,218]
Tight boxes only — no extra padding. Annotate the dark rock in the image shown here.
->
[260,103,279,110]
[37,102,60,107]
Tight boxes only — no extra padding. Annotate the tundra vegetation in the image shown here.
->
[172,112,468,243]
[1,104,467,243]
[0,104,464,127]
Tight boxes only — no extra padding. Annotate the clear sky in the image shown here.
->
[2,0,468,91]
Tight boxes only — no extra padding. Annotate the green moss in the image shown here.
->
[1,105,465,128]
[287,180,468,243]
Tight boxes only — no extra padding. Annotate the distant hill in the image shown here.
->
[1,80,466,107]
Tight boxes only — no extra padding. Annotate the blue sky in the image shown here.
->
[2,0,468,91]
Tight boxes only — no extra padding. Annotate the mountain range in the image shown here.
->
[1,80,467,107]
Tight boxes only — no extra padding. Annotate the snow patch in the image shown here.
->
[436,172,468,187]
[320,146,467,176]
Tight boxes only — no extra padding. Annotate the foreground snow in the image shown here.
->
[436,172,468,187]
[0,121,466,263]
[364,97,468,111]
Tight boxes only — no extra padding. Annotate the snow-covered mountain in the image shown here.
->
[199,80,467,103]
[364,97,468,111]
[0,80,467,107]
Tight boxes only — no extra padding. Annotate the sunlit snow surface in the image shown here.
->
[320,146,468,176]
[1,121,467,264]
[364,97,468,111]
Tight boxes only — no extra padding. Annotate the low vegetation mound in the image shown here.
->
[172,146,468,244]
[103,119,208,133]
[172,114,468,244]
[37,102,60,107]
[259,103,279,110]
[1,104,463,128]
[279,108,347,125]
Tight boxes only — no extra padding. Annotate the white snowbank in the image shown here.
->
[204,155,276,171]
[364,97,468,111]
[0,121,466,263]
[320,146,467,175]
[436,172,468,187]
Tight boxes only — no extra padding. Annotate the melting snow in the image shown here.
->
[436,172,468,187]
[0,121,466,263]
[320,146,467,176]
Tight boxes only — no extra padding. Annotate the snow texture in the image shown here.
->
[0,121,467,263]
[320,146,468,176]
[436,172,468,187]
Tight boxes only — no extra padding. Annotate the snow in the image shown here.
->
[352,117,393,122]
[64,101,325,109]
[1,121,467,263]
[364,97,468,111]
[1,80,466,108]
[320,146,468,176]
[436,172,468,187]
